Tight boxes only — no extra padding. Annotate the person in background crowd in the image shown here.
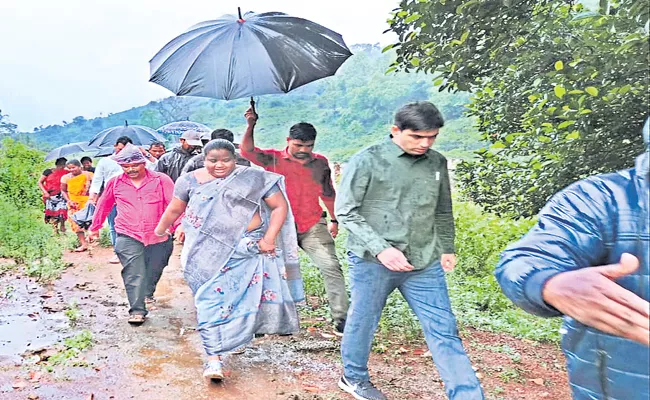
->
[148,141,166,160]
[495,118,650,400]
[182,128,251,175]
[38,157,68,234]
[155,139,303,381]
[80,156,95,173]
[61,159,93,253]
[200,131,212,147]
[89,144,175,325]
[335,101,484,400]
[240,109,349,335]
[155,130,203,182]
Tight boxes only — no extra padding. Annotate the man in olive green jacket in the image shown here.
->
[335,102,484,400]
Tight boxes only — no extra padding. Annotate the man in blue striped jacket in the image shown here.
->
[496,118,649,399]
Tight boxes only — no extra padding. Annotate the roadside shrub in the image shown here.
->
[0,137,48,207]
[0,139,67,281]
[449,201,560,342]
[0,196,66,281]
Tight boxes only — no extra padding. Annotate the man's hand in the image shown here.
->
[68,201,79,209]
[88,231,99,242]
[377,248,414,272]
[244,107,258,125]
[175,226,185,244]
[258,237,277,256]
[328,222,338,239]
[441,254,457,272]
[42,192,51,199]
[543,253,650,346]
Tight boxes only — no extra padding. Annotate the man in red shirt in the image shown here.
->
[88,144,175,326]
[240,109,349,333]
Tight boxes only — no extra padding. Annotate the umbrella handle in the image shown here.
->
[250,96,257,117]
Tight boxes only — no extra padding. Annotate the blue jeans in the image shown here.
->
[107,205,117,247]
[341,253,484,400]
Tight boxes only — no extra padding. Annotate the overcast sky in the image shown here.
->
[0,0,399,131]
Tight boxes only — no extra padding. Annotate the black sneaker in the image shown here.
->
[338,376,387,400]
[334,319,346,337]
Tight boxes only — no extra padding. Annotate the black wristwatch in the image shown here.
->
[330,219,338,224]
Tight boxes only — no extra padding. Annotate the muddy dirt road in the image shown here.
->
[1,245,571,400]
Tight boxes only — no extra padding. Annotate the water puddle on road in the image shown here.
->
[0,275,67,364]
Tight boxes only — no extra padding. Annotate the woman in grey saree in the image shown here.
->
[155,139,304,381]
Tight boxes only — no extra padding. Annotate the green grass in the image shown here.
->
[46,330,94,369]
[64,301,80,327]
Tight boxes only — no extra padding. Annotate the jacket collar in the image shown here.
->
[384,136,434,159]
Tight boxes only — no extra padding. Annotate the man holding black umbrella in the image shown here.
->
[241,108,349,334]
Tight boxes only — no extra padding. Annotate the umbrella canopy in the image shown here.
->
[157,121,211,137]
[44,142,99,161]
[149,9,352,100]
[94,147,115,157]
[88,121,165,148]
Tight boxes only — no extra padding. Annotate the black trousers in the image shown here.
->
[114,234,173,315]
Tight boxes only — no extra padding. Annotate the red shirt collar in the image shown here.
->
[281,147,316,163]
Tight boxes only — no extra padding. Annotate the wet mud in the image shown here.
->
[0,246,570,400]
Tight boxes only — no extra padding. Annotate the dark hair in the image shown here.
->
[67,159,82,167]
[289,122,317,141]
[80,156,92,163]
[203,139,236,156]
[55,157,67,167]
[394,101,445,131]
[115,136,133,146]
[211,129,234,142]
[149,141,165,148]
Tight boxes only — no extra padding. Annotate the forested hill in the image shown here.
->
[22,44,482,161]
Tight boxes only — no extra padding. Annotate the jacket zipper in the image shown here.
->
[596,349,610,399]
[636,172,648,303]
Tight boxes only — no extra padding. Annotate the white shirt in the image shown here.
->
[89,157,123,196]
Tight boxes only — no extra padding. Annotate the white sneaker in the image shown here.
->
[203,360,224,380]
[338,376,387,400]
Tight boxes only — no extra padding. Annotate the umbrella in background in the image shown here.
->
[157,120,211,137]
[149,8,352,110]
[44,142,99,161]
[88,121,165,148]
[94,147,115,157]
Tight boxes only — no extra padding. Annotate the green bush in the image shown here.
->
[0,196,66,281]
[0,137,48,208]
[448,201,561,342]
[0,139,67,281]
[99,228,112,248]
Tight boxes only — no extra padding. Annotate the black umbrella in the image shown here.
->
[44,142,99,161]
[94,147,115,158]
[88,121,166,148]
[149,8,352,107]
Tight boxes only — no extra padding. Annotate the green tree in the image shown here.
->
[0,137,48,207]
[0,109,17,137]
[388,0,649,216]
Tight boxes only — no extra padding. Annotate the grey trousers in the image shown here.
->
[298,218,349,322]
[115,234,174,316]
